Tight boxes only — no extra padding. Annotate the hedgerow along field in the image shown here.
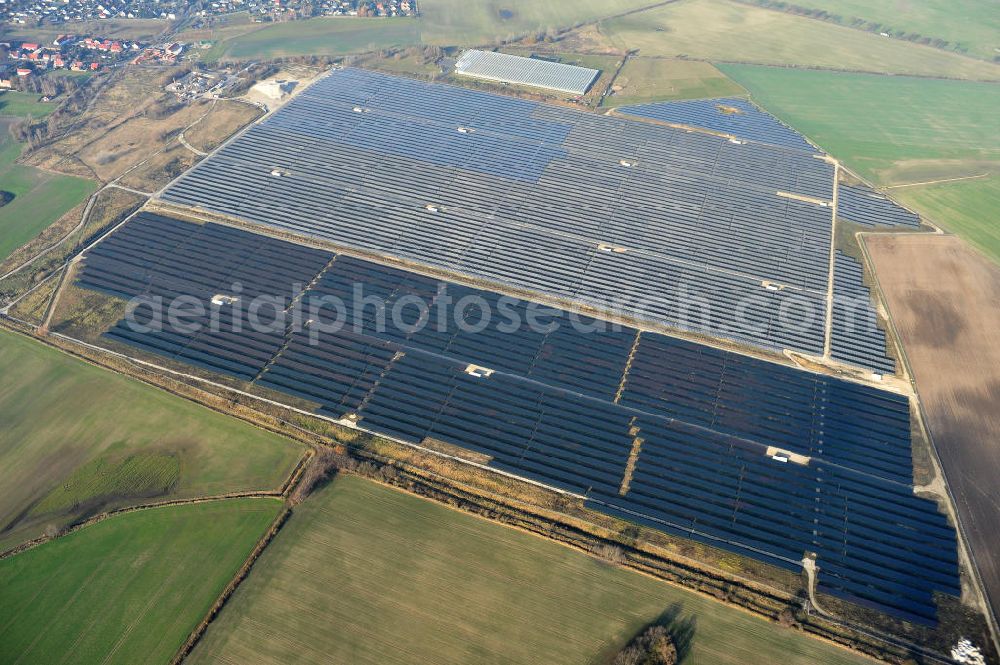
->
[0,126,97,262]
[750,0,1000,61]
[188,475,874,665]
[598,0,1000,80]
[717,65,1000,263]
[0,498,282,665]
[0,329,303,551]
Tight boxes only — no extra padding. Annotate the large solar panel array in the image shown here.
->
[75,213,331,380]
[831,251,896,375]
[75,214,959,625]
[616,97,816,152]
[837,184,921,228]
[161,67,836,354]
[455,49,600,95]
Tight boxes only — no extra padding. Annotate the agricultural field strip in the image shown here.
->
[829,252,895,374]
[615,97,816,152]
[161,67,835,354]
[73,212,959,624]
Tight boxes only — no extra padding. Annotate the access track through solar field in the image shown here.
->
[72,212,960,626]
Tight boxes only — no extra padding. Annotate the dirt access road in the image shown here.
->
[866,234,1000,629]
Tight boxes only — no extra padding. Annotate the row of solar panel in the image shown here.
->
[171,118,833,292]
[77,215,903,484]
[616,97,817,153]
[161,67,835,354]
[164,167,830,353]
[621,333,913,484]
[285,69,834,196]
[830,252,896,374]
[838,184,921,229]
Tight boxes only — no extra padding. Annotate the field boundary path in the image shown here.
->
[886,172,991,189]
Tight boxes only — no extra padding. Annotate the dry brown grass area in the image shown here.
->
[24,69,210,183]
[182,100,263,154]
[118,143,201,193]
[866,233,1000,625]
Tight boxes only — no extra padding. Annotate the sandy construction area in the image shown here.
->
[866,234,1000,624]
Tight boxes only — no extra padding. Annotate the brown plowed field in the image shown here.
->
[866,234,1000,625]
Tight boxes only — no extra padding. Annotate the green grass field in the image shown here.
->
[188,475,872,665]
[206,16,422,62]
[756,0,1000,61]
[0,498,281,665]
[0,131,97,262]
[889,174,1000,265]
[599,0,1000,80]
[0,330,303,550]
[417,0,655,45]
[0,91,58,118]
[604,59,746,106]
[718,65,1000,262]
[30,453,181,517]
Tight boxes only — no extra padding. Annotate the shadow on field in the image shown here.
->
[655,603,697,661]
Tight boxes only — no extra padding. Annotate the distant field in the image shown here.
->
[417,0,656,45]
[188,475,873,665]
[3,17,171,41]
[206,17,421,62]
[0,132,96,262]
[599,0,1000,80]
[604,58,745,106]
[750,0,1000,61]
[0,498,282,665]
[718,65,1000,261]
[200,1,658,60]
[0,330,303,551]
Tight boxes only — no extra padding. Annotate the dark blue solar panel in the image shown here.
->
[830,251,896,374]
[617,97,815,152]
[837,184,921,228]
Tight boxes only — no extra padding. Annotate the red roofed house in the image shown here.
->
[90,62,100,71]
[21,42,39,52]
[17,67,32,77]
